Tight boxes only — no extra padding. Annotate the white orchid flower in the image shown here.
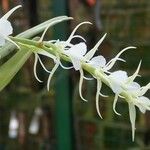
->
[108,61,150,141]
[85,43,136,117]
[45,22,91,101]
[127,84,150,141]
[33,21,89,90]
[0,5,21,47]
[108,61,142,114]
[126,80,150,141]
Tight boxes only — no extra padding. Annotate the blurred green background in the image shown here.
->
[0,0,150,150]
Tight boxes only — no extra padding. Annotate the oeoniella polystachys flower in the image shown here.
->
[1,5,150,141]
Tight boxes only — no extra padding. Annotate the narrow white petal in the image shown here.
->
[71,35,86,42]
[138,83,150,96]
[99,92,108,97]
[37,55,51,73]
[139,96,150,106]
[83,76,94,80]
[96,79,103,118]
[127,61,142,84]
[113,94,121,115]
[128,103,136,141]
[79,69,88,102]
[47,61,59,91]
[67,22,92,43]
[135,103,146,113]
[34,54,43,83]
[105,46,136,71]
[84,33,107,60]
[59,61,73,69]
[1,5,22,20]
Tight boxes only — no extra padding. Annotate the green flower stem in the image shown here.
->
[11,36,132,102]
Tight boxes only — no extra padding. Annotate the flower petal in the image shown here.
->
[1,5,22,20]
[66,21,92,43]
[127,61,141,84]
[96,79,103,118]
[65,42,87,58]
[138,96,150,107]
[37,55,51,73]
[47,60,59,91]
[79,69,88,101]
[109,70,128,94]
[34,54,43,83]
[113,94,121,115]
[105,46,136,71]
[137,83,150,96]
[128,103,136,141]
[84,33,107,60]
[127,82,141,91]
[64,43,87,70]
[88,55,106,68]
[0,19,12,36]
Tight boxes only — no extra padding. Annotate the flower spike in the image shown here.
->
[113,94,121,116]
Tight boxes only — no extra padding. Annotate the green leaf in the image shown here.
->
[0,49,32,91]
[0,16,72,59]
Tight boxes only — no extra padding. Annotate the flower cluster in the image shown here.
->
[0,5,150,141]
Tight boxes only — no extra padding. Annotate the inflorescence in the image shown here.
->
[0,5,150,141]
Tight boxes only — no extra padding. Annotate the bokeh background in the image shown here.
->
[0,0,150,149]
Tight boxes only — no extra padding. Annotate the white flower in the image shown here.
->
[33,22,90,91]
[108,61,150,141]
[86,45,136,118]
[0,5,21,47]
[127,81,150,141]
[45,22,91,101]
